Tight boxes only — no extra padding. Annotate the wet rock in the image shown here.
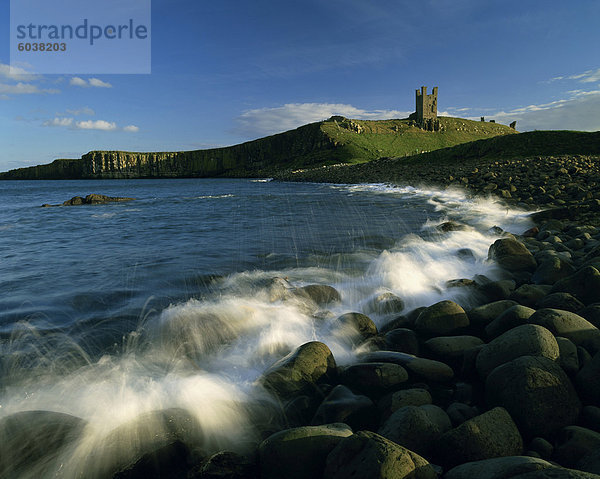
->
[457,248,477,262]
[576,449,600,476]
[444,456,555,479]
[259,423,352,479]
[529,437,554,460]
[311,385,378,431]
[384,328,420,355]
[479,279,517,302]
[366,292,405,315]
[469,300,519,328]
[581,406,600,433]
[378,404,451,457]
[340,362,408,395]
[446,402,479,427]
[485,305,536,339]
[0,410,87,478]
[529,309,600,354]
[488,237,538,273]
[60,194,135,206]
[486,356,581,438]
[578,304,600,329]
[323,431,438,479]
[532,257,577,285]
[383,388,433,414]
[295,285,341,306]
[537,293,585,313]
[552,266,600,305]
[261,341,337,400]
[358,351,454,383]
[336,312,377,341]
[113,440,190,479]
[476,324,560,378]
[414,300,469,336]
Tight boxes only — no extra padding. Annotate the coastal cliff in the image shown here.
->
[0,116,517,180]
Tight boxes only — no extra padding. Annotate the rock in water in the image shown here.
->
[488,237,537,272]
[323,431,438,479]
[414,300,469,336]
[260,341,337,400]
[57,194,135,206]
[295,285,341,306]
[259,423,352,479]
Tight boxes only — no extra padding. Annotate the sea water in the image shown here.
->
[0,178,533,477]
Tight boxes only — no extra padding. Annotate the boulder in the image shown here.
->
[476,324,560,378]
[259,423,353,479]
[469,300,519,328]
[311,385,378,431]
[198,451,258,479]
[435,407,523,468]
[532,257,577,285]
[323,431,438,479]
[295,285,341,306]
[579,304,600,329]
[529,309,600,354]
[414,300,469,336]
[552,267,600,305]
[479,280,517,302]
[444,456,555,479]
[358,351,454,383]
[366,292,405,315]
[556,336,580,375]
[488,237,537,272]
[576,352,600,405]
[379,388,432,417]
[511,285,552,308]
[378,404,451,457]
[340,362,408,394]
[446,402,479,427]
[260,341,337,400]
[554,426,600,468]
[486,356,581,437]
[512,467,600,478]
[485,305,536,339]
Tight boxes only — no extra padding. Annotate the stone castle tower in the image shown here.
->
[410,86,440,131]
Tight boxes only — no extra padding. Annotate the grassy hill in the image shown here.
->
[0,116,516,179]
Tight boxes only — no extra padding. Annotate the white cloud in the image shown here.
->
[43,117,74,127]
[88,78,112,88]
[0,63,38,81]
[549,68,600,84]
[123,125,140,132]
[70,77,112,88]
[75,120,117,130]
[236,103,410,137]
[0,82,58,95]
[481,89,600,132]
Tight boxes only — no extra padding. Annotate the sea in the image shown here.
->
[0,178,534,477]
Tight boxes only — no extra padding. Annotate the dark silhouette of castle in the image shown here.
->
[409,86,440,131]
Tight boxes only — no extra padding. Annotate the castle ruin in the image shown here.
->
[409,86,440,131]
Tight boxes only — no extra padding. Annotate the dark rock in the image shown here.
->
[259,423,352,479]
[476,324,560,378]
[469,300,519,328]
[529,309,600,354]
[358,351,454,383]
[581,406,600,432]
[340,362,408,395]
[556,337,580,376]
[486,356,581,438]
[488,237,538,272]
[113,440,190,479]
[311,385,378,431]
[378,404,451,457]
[366,292,405,315]
[435,407,523,468]
[444,456,555,479]
[532,257,577,285]
[414,300,469,336]
[457,248,477,262]
[197,451,258,479]
[479,279,517,302]
[424,335,484,360]
[446,402,479,427]
[579,304,600,329]
[383,328,420,355]
[323,431,438,479]
[552,266,600,305]
[512,467,600,478]
[554,426,600,468]
[510,284,552,308]
[485,305,536,339]
[382,388,433,416]
[0,410,86,478]
[537,293,585,313]
[295,285,341,306]
[576,352,600,405]
[260,341,337,400]
[577,449,600,476]
[529,437,554,460]
[60,194,135,206]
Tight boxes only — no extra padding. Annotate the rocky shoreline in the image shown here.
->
[3,157,600,478]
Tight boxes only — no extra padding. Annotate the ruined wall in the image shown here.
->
[414,86,440,131]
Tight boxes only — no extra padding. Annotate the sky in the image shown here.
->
[1,0,599,171]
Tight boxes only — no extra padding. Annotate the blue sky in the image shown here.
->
[1,0,599,170]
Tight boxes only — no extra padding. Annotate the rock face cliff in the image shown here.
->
[0,117,518,180]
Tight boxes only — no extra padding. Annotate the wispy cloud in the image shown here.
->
[0,63,58,96]
[70,77,112,88]
[123,125,140,132]
[0,82,59,95]
[65,107,95,116]
[43,116,138,132]
[0,63,38,82]
[236,103,410,137]
[549,68,600,84]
